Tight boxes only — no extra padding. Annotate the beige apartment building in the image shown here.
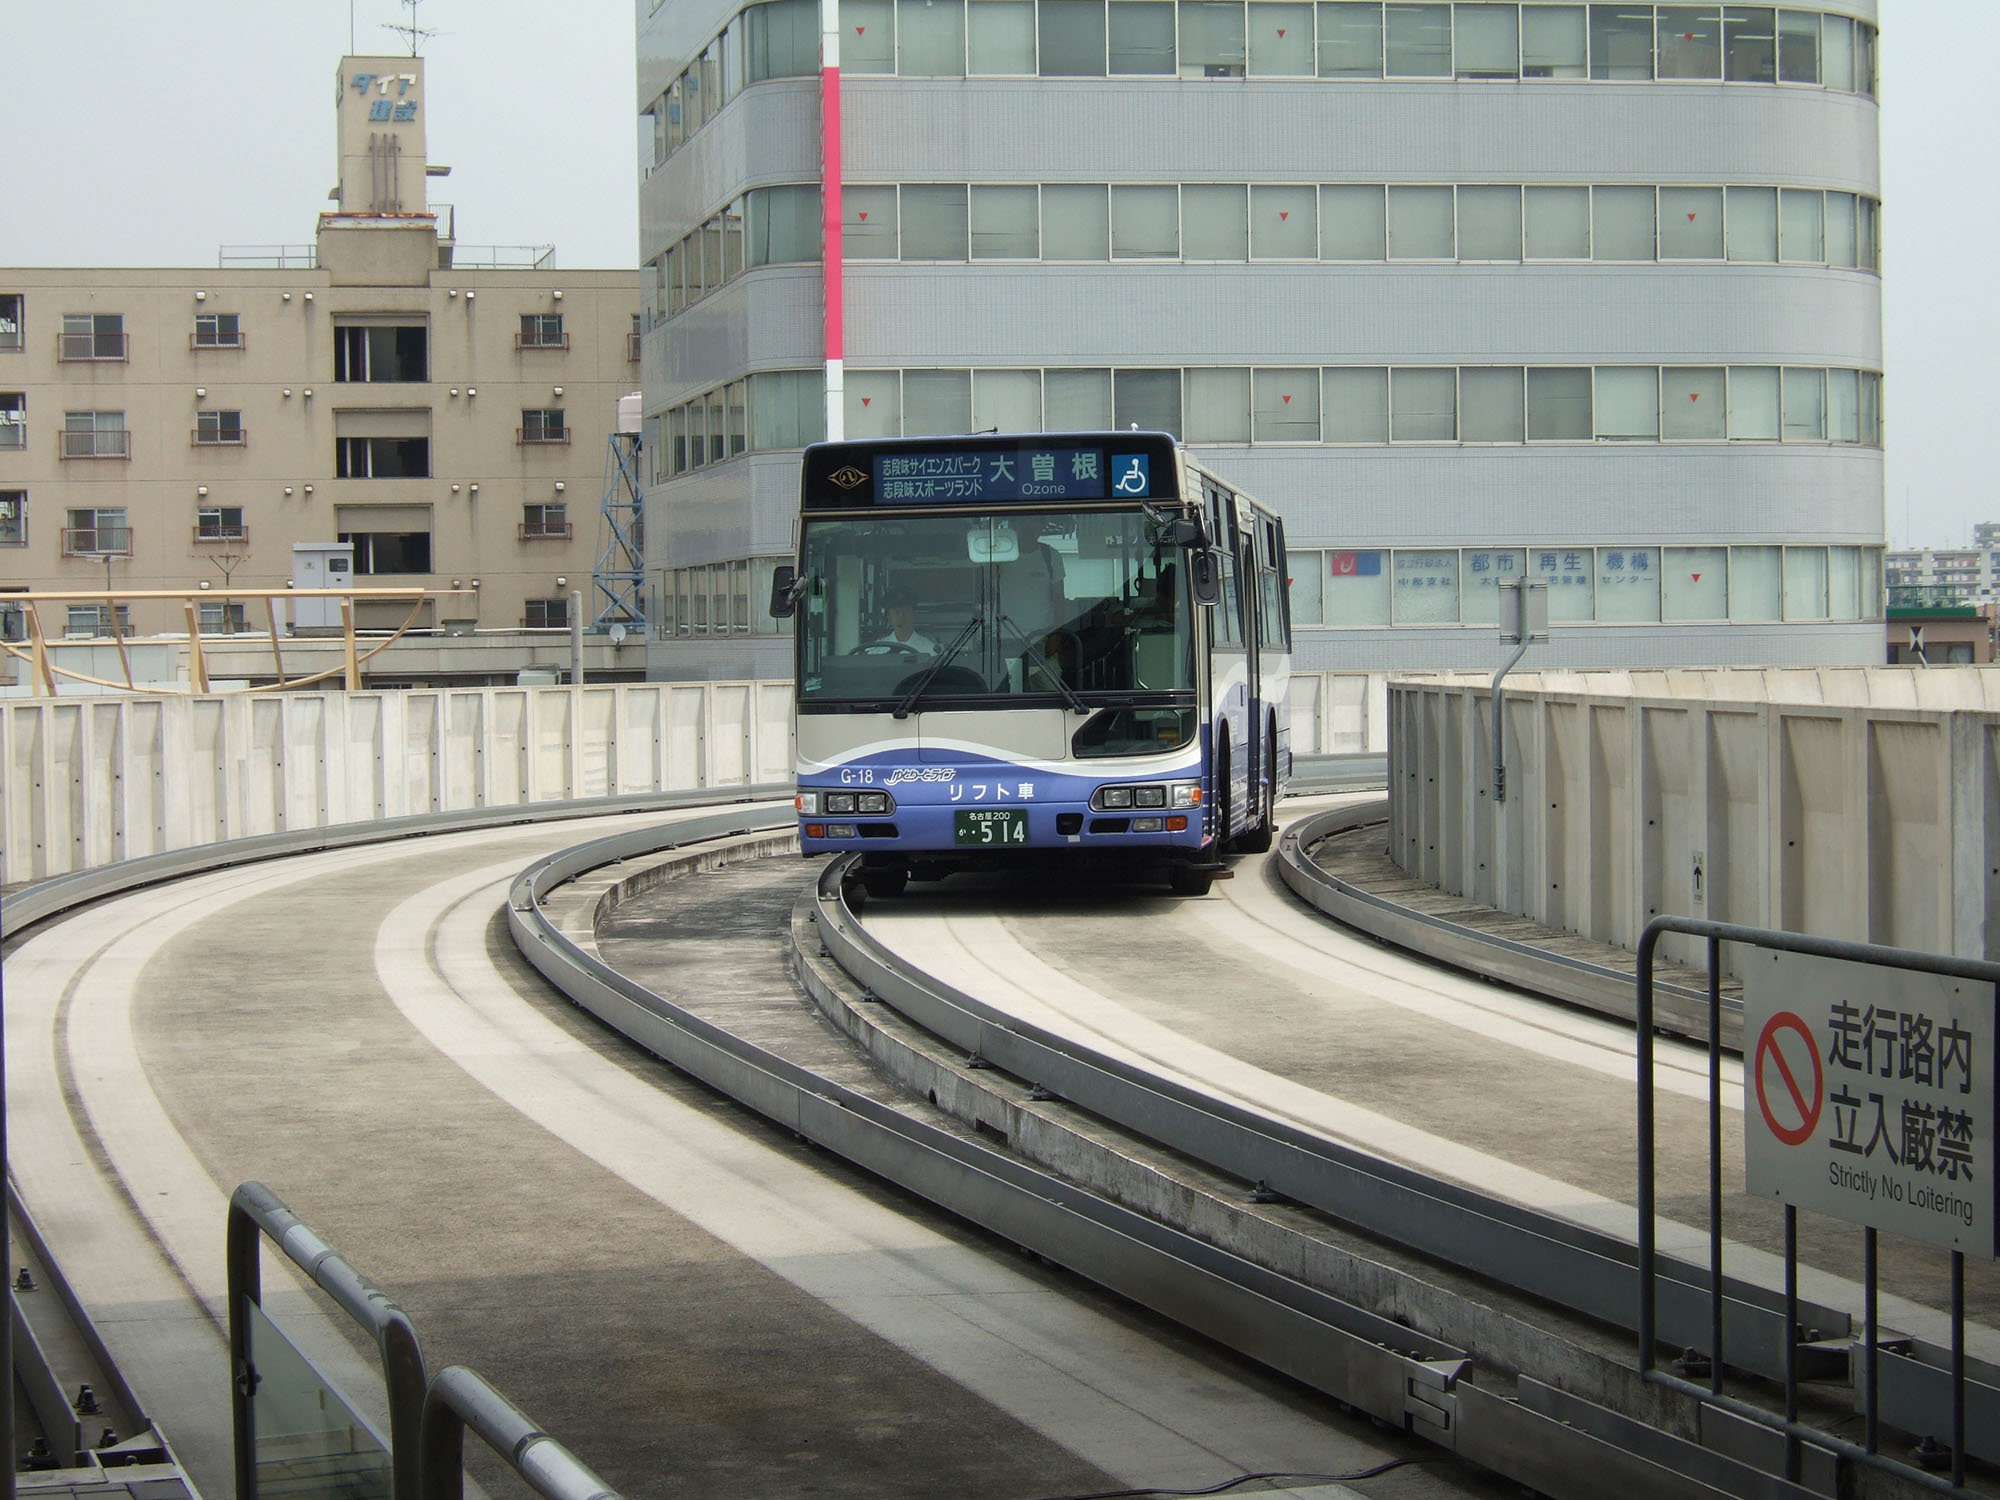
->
[0,55,640,665]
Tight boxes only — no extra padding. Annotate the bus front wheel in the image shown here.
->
[1169,863,1213,897]
[860,867,909,899]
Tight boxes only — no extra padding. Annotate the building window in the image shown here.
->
[519,409,570,444]
[524,596,570,628]
[64,507,131,556]
[192,312,243,348]
[628,314,643,362]
[66,605,132,638]
[0,598,24,642]
[195,506,247,541]
[0,491,23,546]
[0,392,22,449]
[194,409,246,445]
[338,530,433,574]
[59,313,126,361]
[520,503,570,539]
[518,313,568,349]
[336,436,429,477]
[62,410,129,459]
[334,325,427,382]
[198,601,249,634]
[0,294,20,352]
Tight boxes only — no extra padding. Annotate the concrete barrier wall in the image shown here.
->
[0,681,794,884]
[1388,667,2000,966]
[1286,672,1391,756]
[0,671,1383,885]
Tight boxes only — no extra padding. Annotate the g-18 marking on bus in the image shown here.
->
[770,431,1291,897]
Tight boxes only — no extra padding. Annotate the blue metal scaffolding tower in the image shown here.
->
[591,430,644,631]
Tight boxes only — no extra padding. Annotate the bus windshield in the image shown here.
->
[798,509,1193,706]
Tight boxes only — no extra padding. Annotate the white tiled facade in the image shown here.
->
[636,1,1887,680]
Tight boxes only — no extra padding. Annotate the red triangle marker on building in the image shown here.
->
[1279,211,1289,220]
[1692,573,1702,582]
[1689,392,1700,401]
[1282,393,1292,403]
[858,211,867,220]
[1276,27,1285,36]
[855,25,864,33]
[861,396,871,406]
[1688,212,1697,221]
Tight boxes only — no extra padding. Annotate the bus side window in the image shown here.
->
[1214,544,1242,648]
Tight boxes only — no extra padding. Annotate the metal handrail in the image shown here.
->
[227,1182,427,1500]
[59,433,130,460]
[418,1368,618,1500]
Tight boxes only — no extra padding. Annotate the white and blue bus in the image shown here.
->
[772,431,1291,896]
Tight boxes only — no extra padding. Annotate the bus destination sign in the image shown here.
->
[874,447,1148,505]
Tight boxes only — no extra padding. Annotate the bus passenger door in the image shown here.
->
[1205,482,1249,843]
[1235,507,1262,824]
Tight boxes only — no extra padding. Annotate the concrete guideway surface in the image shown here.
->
[851,793,2000,1362]
[3,803,1497,1500]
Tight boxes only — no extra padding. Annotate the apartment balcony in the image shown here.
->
[62,527,133,557]
[517,521,574,541]
[517,427,571,445]
[58,332,129,362]
[60,431,130,459]
[193,523,250,544]
[515,331,571,351]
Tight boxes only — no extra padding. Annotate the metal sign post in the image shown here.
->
[1491,579,1547,803]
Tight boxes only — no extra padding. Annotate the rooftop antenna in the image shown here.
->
[383,0,437,57]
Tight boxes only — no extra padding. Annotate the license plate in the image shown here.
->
[955,808,1028,846]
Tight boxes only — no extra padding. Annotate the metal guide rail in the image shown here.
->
[1277,802,1743,1045]
[505,810,1992,1499]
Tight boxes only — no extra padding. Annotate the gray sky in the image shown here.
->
[3,2,1984,547]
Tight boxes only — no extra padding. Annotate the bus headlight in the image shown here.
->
[857,791,892,814]
[825,792,858,813]
[1170,782,1202,808]
[1100,787,1134,809]
[1134,786,1167,808]
[797,791,820,815]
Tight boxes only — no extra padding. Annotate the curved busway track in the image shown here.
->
[1276,802,1740,1046]
[506,834,1514,1463]
[809,844,1846,1386]
[509,814,1896,1500]
[0,785,790,1497]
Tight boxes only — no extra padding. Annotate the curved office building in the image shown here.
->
[636,0,1884,679]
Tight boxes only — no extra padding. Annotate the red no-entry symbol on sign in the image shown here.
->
[1753,1012,1823,1146]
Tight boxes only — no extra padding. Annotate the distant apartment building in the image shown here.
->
[637,0,1886,682]
[0,56,640,657]
[1885,541,2000,604]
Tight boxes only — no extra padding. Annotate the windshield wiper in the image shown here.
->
[997,614,1090,715]
[892,613,982,719]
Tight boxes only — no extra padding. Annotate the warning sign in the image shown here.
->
[1743,951,1996,1257]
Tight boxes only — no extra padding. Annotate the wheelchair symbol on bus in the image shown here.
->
[1112,454,1150,496]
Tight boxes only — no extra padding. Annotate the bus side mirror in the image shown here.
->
[769,565,799,618]
[1189,550,1221,607]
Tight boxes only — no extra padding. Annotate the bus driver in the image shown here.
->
[873,600,937,655]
